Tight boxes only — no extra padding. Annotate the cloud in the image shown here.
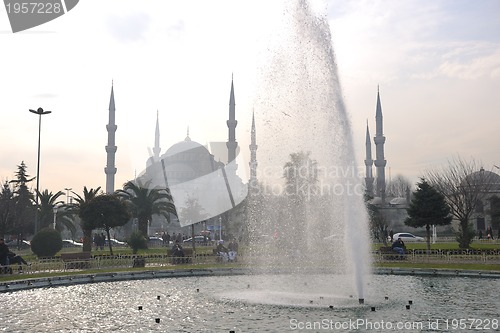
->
[439,43,500,79]
[107,12,150,43]
[408,41,500,80]
[32,93,58,99]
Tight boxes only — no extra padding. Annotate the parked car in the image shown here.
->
[390,233,424,243]
[183,235,209,245]
[104,238,127,247]
[148,236,164,247]
[5,239,31,250]
[62,239,84,247]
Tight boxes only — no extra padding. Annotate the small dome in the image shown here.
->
[390,197,407,205]
[369,197,383,205]
[465,169,500,192]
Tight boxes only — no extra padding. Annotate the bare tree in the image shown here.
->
[425,156,495,248]
[386,174,413,198]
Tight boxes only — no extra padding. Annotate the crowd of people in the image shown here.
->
[93,233,106,250]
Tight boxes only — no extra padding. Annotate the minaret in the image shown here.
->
[249,111,258,192]
[374,87,387,201]
[153,110,161,159]
[226,76,238,170]
[105,82,117,194]
[364,121,374,196]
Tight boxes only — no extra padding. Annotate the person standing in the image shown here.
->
[0,239,10,266]
[487,226,494,240]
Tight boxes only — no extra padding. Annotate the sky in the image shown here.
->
[0,0,499,199]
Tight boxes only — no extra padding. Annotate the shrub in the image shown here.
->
[127,231,148,254]
[31,228,63,257]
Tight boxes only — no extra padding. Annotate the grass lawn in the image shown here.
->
[373,242,500,250]
[3,242,499,283]
[375,262,500,271]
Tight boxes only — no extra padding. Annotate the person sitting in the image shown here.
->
[171,241,185,264]
[8,251,29,272]
[215,241,228,262]
[0,238,12,274]
[227,239,238,262]
[391,237,406,255]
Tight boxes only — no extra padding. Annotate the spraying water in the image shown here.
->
[247,0,371,301]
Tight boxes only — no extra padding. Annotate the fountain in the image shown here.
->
[1,2,499,332]
[244,0,371,303]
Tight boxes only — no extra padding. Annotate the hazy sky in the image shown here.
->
[0,0,499,198]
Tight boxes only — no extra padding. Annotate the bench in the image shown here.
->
[167,248,193,264]
[0,265,13,274]
[60,252,92,269]
[379,246,406,260]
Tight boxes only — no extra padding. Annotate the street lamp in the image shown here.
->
[219,216,222,241]
[53,205,58,230]
[29,107,52,234]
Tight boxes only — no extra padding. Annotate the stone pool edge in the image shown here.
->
[1,267,499,293]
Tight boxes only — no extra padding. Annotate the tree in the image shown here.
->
[9,162,35,236]
[426,156,495,248]
[405,178,452,251]
[79,194,131,255]
[36,189,78,238]
[282,151,319,252]
[116,180,177,238]
[36,190,64,229]
[178,196,208,252]
[71,186,102,252]
[386,175,412,198]
[364,190,388,244]
[283,151,319,198]
[489,196,500,230]
[0,181,15,239]
[30,228,63,257]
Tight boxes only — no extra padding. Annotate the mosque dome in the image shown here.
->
[160,136,218,185]
[465,168,500,192]
[164,137,209,157]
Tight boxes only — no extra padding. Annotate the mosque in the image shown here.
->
[103,81,498,240]
[364,89,500,236]
[364,89,412,233]
[104,78,257,239]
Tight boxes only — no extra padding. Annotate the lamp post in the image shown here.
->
[219,216,222,241]
[29,107,52,234]
[52,205,58,230]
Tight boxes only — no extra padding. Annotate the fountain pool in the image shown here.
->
[2,273,499,332]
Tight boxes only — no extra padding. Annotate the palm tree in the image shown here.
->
[36,189,65,230]
[116,180,177,238]
[70,186,102,252]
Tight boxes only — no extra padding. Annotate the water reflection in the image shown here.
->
[2,274,499,332]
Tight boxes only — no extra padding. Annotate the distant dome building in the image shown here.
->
[465,168,500,192]
[466,168,500,233]
[130,78,256,239]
